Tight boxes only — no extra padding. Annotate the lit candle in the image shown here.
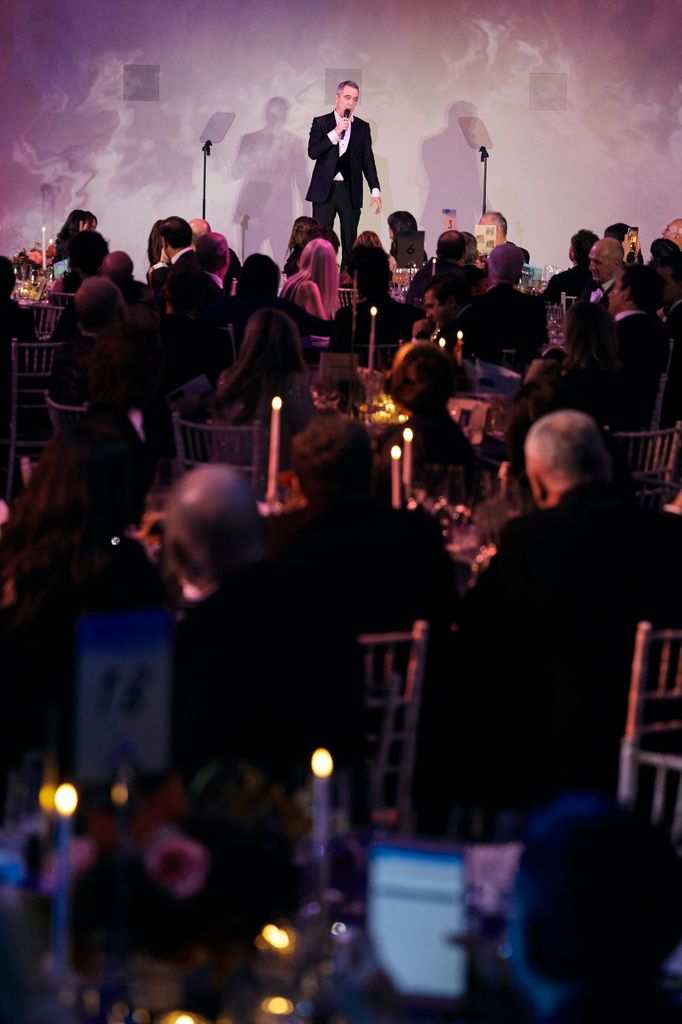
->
[266,396,282,505]
[455,329,464,364]
[41,226,46,271]
[431,257,437,277]
[311,747,333,853]
[402,427,413,493]
[390,444,402,509]
[438,336,446,348]
[52,783,78,975]
[368,306,378,370]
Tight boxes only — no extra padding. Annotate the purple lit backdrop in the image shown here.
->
[2,0,680,270]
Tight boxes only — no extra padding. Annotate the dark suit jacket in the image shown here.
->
[462,284,548,366]
[616,312,670,429]
[150,249,197,296]
[306,113,380,209]
[455,483,682,811]
[543,264,593,305]
[329,295,422,354]
[159,313,234,392]
[198,294,331,348]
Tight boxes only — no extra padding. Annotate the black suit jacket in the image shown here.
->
[543,264,593,305]
[150,249,197,296]
[661,303,682,427]
[616,312,670,429]
[306,113,380,209]
[462,284,548,366]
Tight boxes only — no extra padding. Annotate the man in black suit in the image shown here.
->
[460,242,547,367]
[542,228,598,305]
[582,236,624,304]
[150,216,196,296]
[455,409,682,816]
[608,264,669,429]
[306,80,381,266]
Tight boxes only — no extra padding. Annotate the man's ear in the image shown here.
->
[527,467,550,508]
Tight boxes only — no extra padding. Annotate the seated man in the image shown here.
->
[582,236,624,304]
[329,246,422,359]
[608,263,669,429]
[461,243,547,366]
[100,250,154,307]
[405,230,466,307]
[49,277,125,405]
[511,794,682,1024]
[542,228,598,305]
[419,270,473,356]
[50,230,110,341]
[455,409,682,815]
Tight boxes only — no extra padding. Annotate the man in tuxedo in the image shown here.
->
[608,264,669,429]
[542,228,598,305]
[306,80,381,266]
[583,237,624,304]
[150,217,196,296]
[662,218,682,251]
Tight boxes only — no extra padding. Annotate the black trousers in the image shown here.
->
[313,181,361,267]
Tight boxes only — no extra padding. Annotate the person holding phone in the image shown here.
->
[306,80,381,267]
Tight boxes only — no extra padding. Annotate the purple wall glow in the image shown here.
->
[2,0,681,271]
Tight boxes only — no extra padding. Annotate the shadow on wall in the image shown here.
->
[419,101,486,247]
[231,97,308,265]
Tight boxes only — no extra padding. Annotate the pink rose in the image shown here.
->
[143,833,211,900]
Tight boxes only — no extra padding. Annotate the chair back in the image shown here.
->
[172,411,261,484]
[356,620,430,833]
[33,304,65,340]
[618,620,682,845]
[49,292,76,308]
[45,394,88,432]
[648,340,674,432]
[2,341,61,500]
[612,420,682,510]
[338,288,359,308]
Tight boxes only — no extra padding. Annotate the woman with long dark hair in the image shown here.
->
[54,209,98,263]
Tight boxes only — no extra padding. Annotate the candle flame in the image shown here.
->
[55,783,78,816]
[370,306,377,317]
[390,445,402,461]
[261,998,293,1016]
[456,330,464,341]
[311,747,333,778]
[438,337,446,348]
[271,396,282,411]
[402,427,413,443]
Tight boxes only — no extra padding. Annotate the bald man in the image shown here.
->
[585,237,625,304]
[190,219,242,294]
[100,250,153,306]
[662,218,682,251]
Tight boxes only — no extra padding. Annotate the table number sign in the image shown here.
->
[74,607,173,784]
[441,209,458,231]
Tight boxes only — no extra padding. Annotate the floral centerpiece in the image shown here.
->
[12,240,56,279]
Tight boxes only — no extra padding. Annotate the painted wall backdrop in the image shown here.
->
[1,0,681,272]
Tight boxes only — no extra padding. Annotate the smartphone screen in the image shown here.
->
[367,841,467,1005]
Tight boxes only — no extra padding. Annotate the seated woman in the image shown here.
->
[53,209,98,294]
[379,342,476,492]
[213,309,314,497]
[283,215,317,278]
[339,231,384,289]
[0,423,166,778]
[280,238,339,320]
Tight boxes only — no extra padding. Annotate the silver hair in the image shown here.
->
[525,410,612,490]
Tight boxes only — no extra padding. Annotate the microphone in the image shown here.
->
[339,108,351,140]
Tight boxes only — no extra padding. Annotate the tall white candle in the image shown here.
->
[402,427,413,492]
[41,226,47,271]
[455,329,464,364]
[51,783,78,975]
[311,748,333,853]
[266,395,282,504]
[368,305,377,370]
[390,445,402,509]
[431,257,437,277]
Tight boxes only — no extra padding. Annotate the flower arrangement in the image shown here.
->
[12,241,56,276]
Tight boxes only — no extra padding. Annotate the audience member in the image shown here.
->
[54,208,98,264]
[149,217,196,296]
[455,409,682,816]
[280,238,339,319]
[461,243,547,365]
[0,256,35,440]
[478,210,508,248]
[306,223,341,256]
[405,230,466,306]
[330,246,422,357]
[194,231,231,305]
[100,250,153,306]
[50,230,111,341]
[190,218,242,294]
[662,217,682,251]
[542,229,599,305]
[383,342,476,487]
[283,215,318,278]
[0,423,165,775]
[387,209,424,270]
[510,794,682,1024]
[583,236,624,304]
[419,270,473,356]
[146,219,167,285]
[199,253,331,347]
[608,263,669,428]
[214,309,314,496]
[168,465,333,784]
